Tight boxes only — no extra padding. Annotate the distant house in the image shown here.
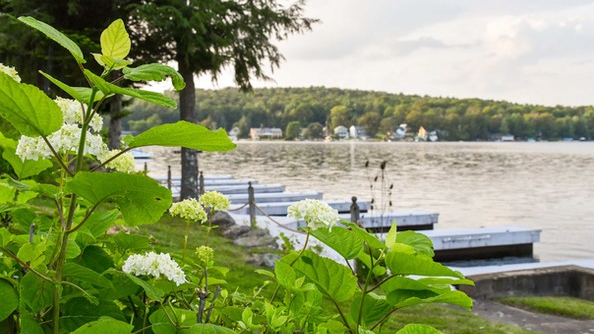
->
[395,124,407,139]
[250,128,283,140]
[333,126,349,139]
[501,135,515,142]
[349,125,367,139]
[228,127,240,141]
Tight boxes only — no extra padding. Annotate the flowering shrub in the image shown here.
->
[0,17,473,334]
[288,198,340,231]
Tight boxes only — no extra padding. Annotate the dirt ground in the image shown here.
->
[472,299,594,334]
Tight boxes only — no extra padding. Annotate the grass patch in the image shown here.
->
[135,216,541,334]
[496,296,594,320]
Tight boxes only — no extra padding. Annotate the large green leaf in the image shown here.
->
[387,290,472,311]
[63,263,114,290]
[0,72,63,136]
[396,324,444,334]
[84,69,176,108]
[149,307,196,334]
[20,272,53,313]
[284,250,357,303]
[0,133,52,179]
[123,64,186,91]
[310,225,364,260]
[0,279,18,321]
[61,297,126,332]
[396,231,434,257]
[349,292,392,329]
[71,316,133,334]
[385,251,464,278]
[65,172,172,226]
[18,16,85,64]
[100,19,131,60]
[124,273,164,300]
[129,121,236,152]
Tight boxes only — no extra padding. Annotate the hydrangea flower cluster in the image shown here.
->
[199,191,230,211]
[169,198,207,223]
[122,251,186,286]
[0,63,21,82]
[11,85,135,173]
[288,199,339,231]
[195,245,214,266]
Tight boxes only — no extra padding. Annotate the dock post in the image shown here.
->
[167,165,172,190]
[199,171,205,195]
[248,182,256,227]
[350,196,360,224]
[144,162,148,172]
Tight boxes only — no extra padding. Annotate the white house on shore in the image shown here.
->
[349,125,367,139]
[250,128,283,140]
[333,126,349,139]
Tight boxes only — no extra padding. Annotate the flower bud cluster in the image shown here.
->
[287,199,339,231]
[169,198,207,223]
[122,251,186,286]
[195,245,214,267]
[199,191,230,211]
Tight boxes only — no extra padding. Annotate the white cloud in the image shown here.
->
[189,0,594,107]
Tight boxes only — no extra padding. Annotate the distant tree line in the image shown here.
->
[125,87,594,141]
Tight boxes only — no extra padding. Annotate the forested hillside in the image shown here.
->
[126,87,594,141]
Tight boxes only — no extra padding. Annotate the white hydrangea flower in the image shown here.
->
[54,97,103,131]
[287,199,339,231]
[0,63,21,82]
[199,191,230,211]
[16,123,109,162]
[169,198,207,223]
[99,149,135,173]
[122,251,186,286]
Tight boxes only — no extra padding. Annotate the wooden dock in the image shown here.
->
[152,172,541,263]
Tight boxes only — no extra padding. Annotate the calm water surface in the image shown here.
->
[144,141,594,262]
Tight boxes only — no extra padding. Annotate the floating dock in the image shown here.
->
[421,225,541,262]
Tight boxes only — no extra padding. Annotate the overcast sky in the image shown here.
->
[190,0,594,107]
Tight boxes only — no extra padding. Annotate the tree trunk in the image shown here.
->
[178,58,199,199]
[108,94,122,150]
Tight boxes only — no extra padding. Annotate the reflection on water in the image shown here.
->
[143,141,594,262]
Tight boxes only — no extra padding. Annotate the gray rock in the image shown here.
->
[222,225,251,239]
[212,211,235,230]
[247,253,280,268]
[233,229,278,248]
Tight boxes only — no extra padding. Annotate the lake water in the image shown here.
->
[143,141,594,262]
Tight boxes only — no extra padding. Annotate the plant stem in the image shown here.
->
[183,222,190,260]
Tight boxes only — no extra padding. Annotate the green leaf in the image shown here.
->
[0,228,14,247]
[40,71,104,104]
[93,54,132,71]
[17,242,47,268]
[396,324,444,334]
[129,121,236,152]
[0,183,16,204]
[124,273,164,300]
[85,210,119,237]
[2,147,52,179]
[310,225,364,260]
[63,263,114,290]
[71,316,133,334]
[0,72,63,136]
[20,272,53,313]
[385,251,464,278]
[123,64,186,91]
[396,231,434,257]
[61,297,126,332]
[65,172,172,226]
[274,260,296,289]
[80,245,115,273]
[18,16,85,64]
[350,292,392,329]
[84,69,176,108]
[385,221,397,249]
[387,290,473,311]
[112,232,151,251]
[342,220,386,251]
[149,307,196,334]
[100,19,130,60]
[185,324,236,334]
[0,279,18,321]
[283,250,357,303]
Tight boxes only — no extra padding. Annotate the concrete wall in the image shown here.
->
[459,265,594,301]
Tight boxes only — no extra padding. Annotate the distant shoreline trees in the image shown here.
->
[126,87,594,141]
